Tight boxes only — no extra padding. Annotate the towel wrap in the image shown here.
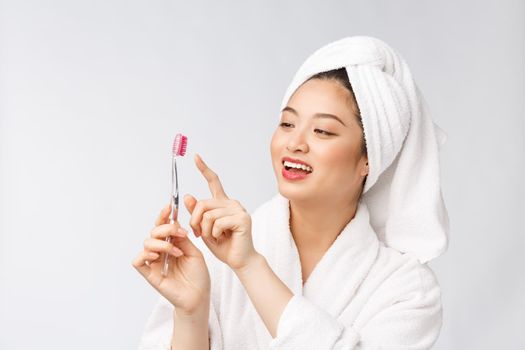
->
[278,36,450,263]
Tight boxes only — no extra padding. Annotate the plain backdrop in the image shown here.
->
[1,0,524,349]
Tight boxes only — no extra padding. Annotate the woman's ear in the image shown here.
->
[361,157,369,177]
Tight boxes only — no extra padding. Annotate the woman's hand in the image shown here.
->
[184,153,258,271]
[132,204,211,316]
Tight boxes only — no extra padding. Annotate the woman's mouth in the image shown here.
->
[282,160,313,180]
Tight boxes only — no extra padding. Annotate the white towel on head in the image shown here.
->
[278,36,450,264]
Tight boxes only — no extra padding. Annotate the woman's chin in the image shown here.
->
[278,184,317,201]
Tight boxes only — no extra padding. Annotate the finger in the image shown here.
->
[189,199,230,237]
[150,223,187,239]
[155,203,175,226]
[200,207,237,240]
[173,227,205,258]
[144,237,184,257]
[210,215,238,239]
[132,250,161,274]
[183,194,200,237]
[184,194,198,215]
[194,153,228,200]
[202,234,220,247]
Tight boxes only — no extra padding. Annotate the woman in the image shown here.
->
[132,36,449,349]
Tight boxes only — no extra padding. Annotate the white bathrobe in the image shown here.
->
[138,192,442,349]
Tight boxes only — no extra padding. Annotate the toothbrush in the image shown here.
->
[161,133,188,277]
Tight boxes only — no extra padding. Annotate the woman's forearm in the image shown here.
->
[171,302,210,350]
[233,253,294,338]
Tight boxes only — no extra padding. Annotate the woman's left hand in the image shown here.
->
[183,153,258,271]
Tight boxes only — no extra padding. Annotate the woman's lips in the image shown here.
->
[281,157,312,169]
[282,165,311,180]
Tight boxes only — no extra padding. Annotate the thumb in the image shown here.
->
[184,194,197,214]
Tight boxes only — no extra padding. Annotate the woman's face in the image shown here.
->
[270,78,368,204]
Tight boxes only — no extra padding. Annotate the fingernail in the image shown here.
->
[172,247,183,257]
[177,228,187,236]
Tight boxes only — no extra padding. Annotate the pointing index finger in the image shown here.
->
[195,153,228,200]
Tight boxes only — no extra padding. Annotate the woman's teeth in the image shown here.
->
[283,161,313,173]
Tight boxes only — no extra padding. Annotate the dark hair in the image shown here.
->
[306,68,369,196]
[306,68,367,157]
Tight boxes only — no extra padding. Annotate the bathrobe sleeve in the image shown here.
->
[268,266,442,350]
[137,294,223,350]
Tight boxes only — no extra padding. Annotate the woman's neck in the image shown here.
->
[288,197,359,253]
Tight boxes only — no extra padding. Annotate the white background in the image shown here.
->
[1,0,523,349]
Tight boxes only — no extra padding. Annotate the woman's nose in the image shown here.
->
[286,130,309,152]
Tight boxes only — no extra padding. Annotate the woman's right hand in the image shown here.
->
[132,203,211,316]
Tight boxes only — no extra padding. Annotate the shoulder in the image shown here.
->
[365,243,442,309]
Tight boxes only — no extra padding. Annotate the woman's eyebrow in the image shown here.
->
[282,106,347,127]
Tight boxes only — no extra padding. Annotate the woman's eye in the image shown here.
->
[315,129,334,136]
[280,123,334,136]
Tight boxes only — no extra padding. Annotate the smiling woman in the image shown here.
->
[272,68,369,212]
[270,70,372,284]
[135,35,449,350]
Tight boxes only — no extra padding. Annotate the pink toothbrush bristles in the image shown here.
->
[172,133,187,157]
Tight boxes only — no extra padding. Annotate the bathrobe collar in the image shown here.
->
[253,192,380,317]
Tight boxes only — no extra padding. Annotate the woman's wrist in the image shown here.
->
[174,295,210,321]
[233,251,265,279]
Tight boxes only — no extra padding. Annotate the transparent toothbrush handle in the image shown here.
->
[162,156,179,277]
[161,206,177,277]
